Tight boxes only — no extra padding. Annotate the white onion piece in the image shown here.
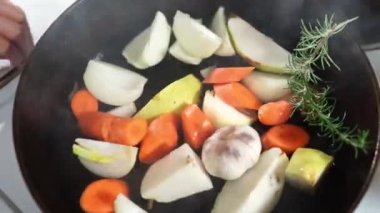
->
[210,7,235,56]
[74,138,138,178]
[202,91,253,128]
[173,11,222,59]
[169,42,202,65]
[108,102,137,117]
[83,60,147,106]
[122,11,171,69]
[114,194,147,213]
[200,66,216,79]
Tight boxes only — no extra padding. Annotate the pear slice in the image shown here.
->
[169,42,202,65]
[114,193,147,213]
[173,11,222,59]
[202,90,254,128]
[73,138,138,178]
[212,148,289,213]
[210,7,235,56]
[134,74,201,120]
[228,16,291,74]
[285,148,333,192]
[122,11,171,69]
[141,143,213,202]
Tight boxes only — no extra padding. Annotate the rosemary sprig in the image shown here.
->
[288,15,369,156]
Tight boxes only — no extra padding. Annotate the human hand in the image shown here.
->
[0,0,33,66]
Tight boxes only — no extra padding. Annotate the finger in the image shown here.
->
[0,3,25,23]
[0,36,10,57]
[5,43,24,66]
[0,16,22,40]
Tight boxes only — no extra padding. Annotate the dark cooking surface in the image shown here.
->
[12,0,380,212]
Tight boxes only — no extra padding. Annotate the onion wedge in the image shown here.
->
[169,42,202,65]
[173,11,222,59]
[122,11,171,69]
[83,60,147,106]
[108,103,137,118]
[73,138,138,178]
[210,7,235,56]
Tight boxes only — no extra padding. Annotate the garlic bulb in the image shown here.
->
[202,125,262,180]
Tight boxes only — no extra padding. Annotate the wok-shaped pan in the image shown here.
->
[12,0,380,212]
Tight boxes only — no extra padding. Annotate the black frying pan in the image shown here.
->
[12,0,380,212]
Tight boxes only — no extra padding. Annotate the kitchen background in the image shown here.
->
[0,0,379,212]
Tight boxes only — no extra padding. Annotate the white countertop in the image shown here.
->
[0,1,379,212]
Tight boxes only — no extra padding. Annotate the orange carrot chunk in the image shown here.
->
[258,100,293,125]
[107,117,148,146]
[203,67,254,84]
[262,124,309,154]
[80,179,129,213]
[181,104,214,150]
[139,113,178,164]
[71,89,98,118]
[214,82,262,110]
[77,112,116,141]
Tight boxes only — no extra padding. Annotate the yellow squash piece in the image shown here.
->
[134,74,201,120]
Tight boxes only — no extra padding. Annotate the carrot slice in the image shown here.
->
[214,82,262,110]
[203,67,254,84]
[108,117,148,146]
[78,112,116,141]
[80,179,129,213]
[139,113,178,164]
[262,124,309,154]
[258,100,293,125]
[71,89,98,118]
[181,104,214,150]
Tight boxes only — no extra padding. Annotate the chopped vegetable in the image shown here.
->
[210,7,235,56]
[139,113,178,164]
[107,117,148,146]
[258,100,293,125]
[227,15,291,74]
[135,74,201,120]
[262,124,309,154]
[77,112,116,141]
[202,125,262,180]
[242,71,291,103]
[83,60,147,106]
[173,10,222,59]
[199,66,216,79]
[286,148,333,192]
[212,148,289,213]
[73,138,138,178]
[181,104,214,150]
[141,143,213,202]
[169,41,202,65]
[122,11,171,69]
[203,67,253,84]
[70,89,98,119]
[202,91,254,128]
[114,193,147,213]
[80,179,129,213]
[108,103,137,118]
[214,82,262,110]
